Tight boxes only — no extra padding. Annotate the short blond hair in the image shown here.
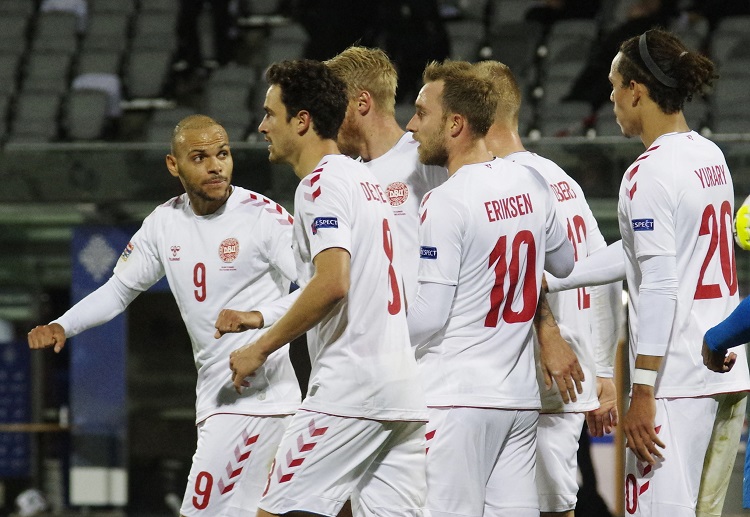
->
[473,61,521,126]
[325,46,398,117]
[422,60,496,137]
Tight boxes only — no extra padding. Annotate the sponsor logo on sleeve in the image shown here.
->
[631,218,654,231]
[120,242,134,261]
[311,216,338,235]
[420,246,438,259]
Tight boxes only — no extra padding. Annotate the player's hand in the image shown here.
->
[229,342,268,394]
[586,376,618,436]
[214,309,264,338]
[734,200,750,251]
[623,386,665,465]
[538,325,584,403]
[702,340,737,373]
[27,323,67,353]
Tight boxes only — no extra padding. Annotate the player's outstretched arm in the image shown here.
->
[535,291,584,403]
[703,295,750,362]
[27,323,67,353]
[546,240,626,293]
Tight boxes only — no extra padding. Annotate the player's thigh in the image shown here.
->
[424,407,518,517]
[624,397,717,517]
[697,392,747,517]
[484,409,539,517]
[180,413,291,517]
[536,412,585,513]
[353,420,427,517]
[259,411,395,517]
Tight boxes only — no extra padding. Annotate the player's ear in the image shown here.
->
[166,154,179,178]
[357,90,372,115]
[448,113,464,137]
[295,110,312,135]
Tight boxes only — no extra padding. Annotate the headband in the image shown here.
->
[638,32,678,88]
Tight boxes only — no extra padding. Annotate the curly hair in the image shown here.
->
[325,46,398,117]
[265,59,348,140]
[422,60,496,137]
[617,29,717,114]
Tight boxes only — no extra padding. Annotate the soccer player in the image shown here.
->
[609,29,750,516]
[27,115,302,516]
[229,59,428,517]
[475,59,622,517]
[405,60,575,517]
[325,45,447,306]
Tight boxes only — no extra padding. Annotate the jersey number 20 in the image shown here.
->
[695,201,737,299]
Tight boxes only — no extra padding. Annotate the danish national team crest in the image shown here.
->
[219,238,239,263]
[386,182,409,207]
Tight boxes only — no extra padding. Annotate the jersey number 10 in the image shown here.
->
[485,231,538,327]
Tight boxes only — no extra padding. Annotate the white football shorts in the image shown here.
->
[180,413,292,517]
[624,397,717,517]
[425,406,539,517]
[258,410,427,517]
[536,411,585,512]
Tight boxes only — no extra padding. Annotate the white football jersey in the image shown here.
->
[363,132,447,306]
[113,187,302,423]
[292,154,427,421]
[416,158,569,409]
[618,131,750,398]
[508,151,607,413]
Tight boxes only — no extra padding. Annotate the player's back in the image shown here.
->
[292,154,426,421]
[618,131,750,398]
[417,158,561,409]
[508,150,607,412]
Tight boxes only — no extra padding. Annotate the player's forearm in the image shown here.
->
[635,255,677,359]
[254,289,301,327]
[53,276,140,337]
[546,240,625,293]
[592,281,623,378]
[407,281,455,347]
[705,296,750,352]
[253,268,347,356]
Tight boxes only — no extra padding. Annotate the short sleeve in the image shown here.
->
[297,173,353,261]
[113,213,165,291]
[416,188,464,286]
[629,167,675,258]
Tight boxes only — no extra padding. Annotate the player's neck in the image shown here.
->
[292,139,340,179]
[359,117,404,162]
[485,123,525,158]
[641,110,690,148]
[446,138,493,176]
[188,187,232,216]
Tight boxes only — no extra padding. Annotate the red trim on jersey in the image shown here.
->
[627,183,638,200]
[645,144,660,153]
[420,191,433,207]
[626,164,640,181]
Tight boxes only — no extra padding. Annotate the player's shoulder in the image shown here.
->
[232,186,294,226]
[148,193,188,221]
